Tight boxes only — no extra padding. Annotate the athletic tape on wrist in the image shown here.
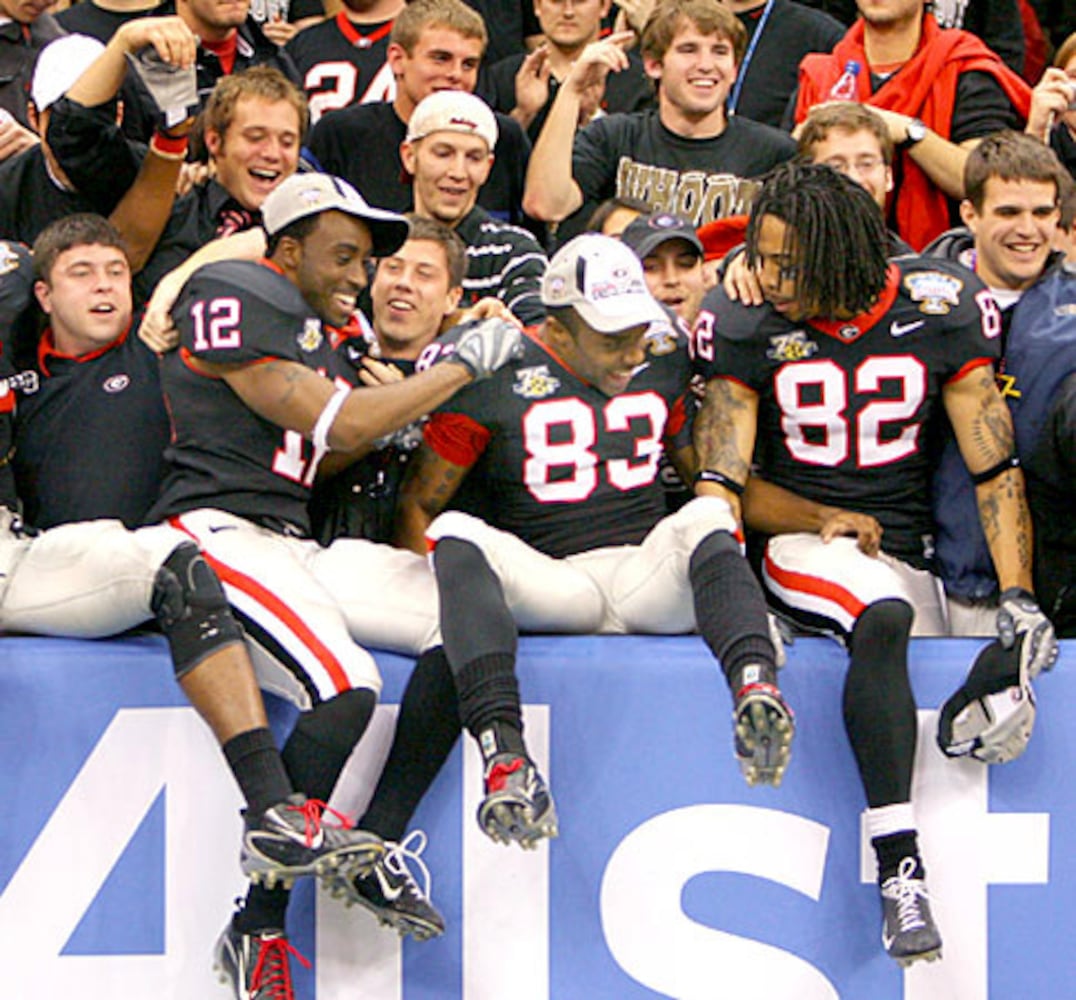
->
[312,386,350,453]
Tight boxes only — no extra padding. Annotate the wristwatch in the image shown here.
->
[900,118,928,150]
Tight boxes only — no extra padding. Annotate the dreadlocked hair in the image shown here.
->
[746,161,889,321]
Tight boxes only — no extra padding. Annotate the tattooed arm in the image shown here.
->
[943,363,1034,592]
[394,443,473,554]
[693,376,759,522]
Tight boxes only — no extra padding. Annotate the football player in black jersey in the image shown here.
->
[0,218,388,996]
[147,171,523,995]
[375,233,792,863]
[691,161,1058,967]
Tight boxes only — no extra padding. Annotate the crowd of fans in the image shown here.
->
[0,0,1074,995]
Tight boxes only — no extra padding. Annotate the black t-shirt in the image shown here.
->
[308,100,532,227]
[0,14,63,129]
[15,321,170,530]
[693,256,1001,566]
[478,48,654,144]
[55,2,150,42]
[286,12,395,124]
[565,109,795,242]
[423,322,691,558]
[731,0,843,128]
[0,146,97,246]
[150,260,346,533]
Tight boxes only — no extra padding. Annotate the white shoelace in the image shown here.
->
[384,829,434,900]
[881,857,930,932]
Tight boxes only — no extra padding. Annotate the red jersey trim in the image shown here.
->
[336,11,394,47]
[764,551,867,620]
[666,393,687,438]
[38,321,131,378]
[168,515,351,695]
[946,356,993,385]
[809,265,901,343]
[424,410,492,468]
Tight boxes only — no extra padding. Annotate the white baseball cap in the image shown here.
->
[405,90,498,150]
[541,234,668,334]
[261,172,410,257]
[31,34,106,113]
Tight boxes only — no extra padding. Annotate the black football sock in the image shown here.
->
[872,831,924,883]
[690,530,777,691]
[222,727,293,816]
[281,687,378,803]
[433,537,524,748]
[233,883,290,935]
[434,536,518,668]
[843,599,917,808]
[360,647,462,843]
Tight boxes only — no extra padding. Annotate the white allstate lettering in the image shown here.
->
[601,804,839,999]
[0,708,242,997]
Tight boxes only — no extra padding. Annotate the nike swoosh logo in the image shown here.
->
[208,525,238,533]
[890,320,925,337]
[374,864,403,902]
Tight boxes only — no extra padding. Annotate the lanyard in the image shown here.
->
[727,0,776,116]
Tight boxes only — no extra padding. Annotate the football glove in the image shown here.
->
[996,586,1058,680]
[448,318,524,381]
[937,637,1036,765]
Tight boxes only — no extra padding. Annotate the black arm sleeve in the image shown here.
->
[45,97,144,216]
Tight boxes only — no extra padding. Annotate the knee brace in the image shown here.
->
[152,542,243,679]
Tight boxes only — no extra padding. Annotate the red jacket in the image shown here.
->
[795,14,1031,250]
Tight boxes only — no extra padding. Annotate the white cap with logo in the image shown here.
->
[261,172,410,257]
[541,234,668,334]
[32,34,106,113]
[405,90,498,150]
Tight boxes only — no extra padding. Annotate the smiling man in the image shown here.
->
[524,0,795,243]
[308,0,532,227]
[926,133,1076,641]
[401,89,547,324]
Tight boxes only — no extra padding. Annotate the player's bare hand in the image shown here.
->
[819,509,882,556]
[864,106,919,147]
[723,249,764,306]
[262,16,299,46]
[1026,68,1074,141]
[514,45,551,127]
[116,15,198,68]
[176,160,211,196]
[358,356,405,386]
[613,0,657,35]
[0,113,38,162]
[140,294,181,354]
[565,32,634,96]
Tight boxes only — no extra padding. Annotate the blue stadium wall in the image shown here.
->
[0,634,1070,999]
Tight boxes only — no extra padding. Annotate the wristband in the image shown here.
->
[311,386,350,453]
[693,469,745,497]
[970,453,1020,486]
[150,131,190,161]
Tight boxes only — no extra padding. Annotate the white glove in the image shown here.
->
[448,318,524,381]
[996,587,1058,680]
